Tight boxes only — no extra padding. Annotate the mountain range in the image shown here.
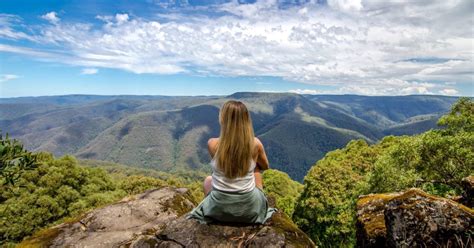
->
[0,92,458,181]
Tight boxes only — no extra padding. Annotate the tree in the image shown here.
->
[0,155,126,243]
[262,169,303,217]
[293,140,380,247]
[0,132,38,186]
[416,97,474,194]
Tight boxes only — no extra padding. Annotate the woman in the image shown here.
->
[187,100,275,224]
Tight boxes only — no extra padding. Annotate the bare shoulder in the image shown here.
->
[208,137,219,146]
[208,138,219,154]
[254,137,264,150]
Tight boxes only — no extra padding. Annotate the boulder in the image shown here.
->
[19,187,196,247]
[19,187,315,248]
[357,188,474,248]
[356,192,402,247]
[155,211,315,247]
[385,188,473,247]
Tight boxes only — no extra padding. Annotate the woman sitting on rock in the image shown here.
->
[187,100,275,224]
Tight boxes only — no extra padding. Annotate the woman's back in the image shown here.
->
[208,136,267,193]
[186,100,274,224]
[210,157,256,193]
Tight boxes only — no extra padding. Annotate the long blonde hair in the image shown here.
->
[215,100,255,179]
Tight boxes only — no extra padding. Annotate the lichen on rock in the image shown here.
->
[357,188,474,248]
[356,192,402,248]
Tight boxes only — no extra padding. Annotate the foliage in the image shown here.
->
[0,132,39,186]
[293,140,384,247]
[0,151,204,244]
[367,136,421,193]
[81,159,206,204]
[262,169,303,217]
[437,97,473,134]
[118,175,166,195]
[416,97,474,193]
[0,154,125,243]
[293,98,474,247]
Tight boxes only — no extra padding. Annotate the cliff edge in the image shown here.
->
[19,187,315,248]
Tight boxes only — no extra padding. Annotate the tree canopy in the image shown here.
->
[293,97,473,247]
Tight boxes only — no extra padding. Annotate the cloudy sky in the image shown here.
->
[0,0,472,97]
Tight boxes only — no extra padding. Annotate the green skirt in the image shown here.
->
[186,187,276,224]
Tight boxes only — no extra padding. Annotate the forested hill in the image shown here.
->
[1,97,472,247]
[0,93,458,181]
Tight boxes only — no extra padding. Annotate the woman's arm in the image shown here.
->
[255,138,269,170]
[208,138,218,159]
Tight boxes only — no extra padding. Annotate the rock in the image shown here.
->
[356,192,402,248]
[18,187,197,247]
[129,235,161,248]
[156,211,315,247]
[461,175,474,208]
[356,188,474,248]
[19,187,315,248]
[385,188,474,247]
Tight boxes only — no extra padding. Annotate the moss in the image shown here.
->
[162,189,195,217]
[17,213,87,248]
[391,188,474,215]
[357,188,474,244]
[17,226,63,248]
[270,211,316,247]
[357,192,400,208]
[356,192,401,240]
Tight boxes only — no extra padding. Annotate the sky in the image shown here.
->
[0,0,473,97]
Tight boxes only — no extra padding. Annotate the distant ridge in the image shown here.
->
[0,92,458,181]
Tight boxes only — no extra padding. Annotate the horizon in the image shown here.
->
[0,91,467,99]
[1,0,473,97]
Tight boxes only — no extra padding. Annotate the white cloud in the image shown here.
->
[41,12,60,24]
[289,89,322,95]
[327,0,362,12]
[0,74,19,83]
[115,14,129,24]
[0,14,36,41]
[439,88,459,95]
[81,68,99,75]
[1,0,472,95]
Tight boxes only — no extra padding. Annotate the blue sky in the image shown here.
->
[0,0,472,97]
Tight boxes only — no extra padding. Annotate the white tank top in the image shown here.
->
[211,159,256,193]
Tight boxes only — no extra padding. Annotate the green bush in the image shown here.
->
[0,155,127,243]
[262,169,303,217]
[0,132,39,186]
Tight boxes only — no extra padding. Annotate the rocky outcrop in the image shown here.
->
[356,192,402,247]
[19,187,196,247]
[19,187,315,248]
[155,211,315,247]
[357,188,474,248]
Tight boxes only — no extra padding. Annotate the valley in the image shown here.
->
[0,92,458,181]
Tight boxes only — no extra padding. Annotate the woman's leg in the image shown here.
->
[254,167,263,190]
[203,176,212,195]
